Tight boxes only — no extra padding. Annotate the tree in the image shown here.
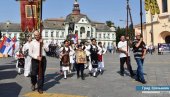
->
[115,26,126,45]
[106,21,114,27]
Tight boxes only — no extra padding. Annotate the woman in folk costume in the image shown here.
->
[89,38,99,77]
[15,45,25,75]
[84,41,92,72]
[60,40,74,79]
[97,42,107,75]
[22,35,32,77]
[68,42,75,73]
[75,44,86,80]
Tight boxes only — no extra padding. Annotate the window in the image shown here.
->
[62,32,64,38]
[87,31,90,37]
[112,34,114,39]
[99,34,101,38]
[162,0,168,13]
[80,27,85,38]
[56,31,59,37]
[51,31,53,37]
[104,34,106,39]
[108,33,110,39]
[45,31,48,37]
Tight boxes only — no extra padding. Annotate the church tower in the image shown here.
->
[72,0,80,15]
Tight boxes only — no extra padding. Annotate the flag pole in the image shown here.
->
[126,0,129,58]
[38,0,43,80]
[140,0,143,36]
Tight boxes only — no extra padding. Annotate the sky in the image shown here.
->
[0,0,145,27]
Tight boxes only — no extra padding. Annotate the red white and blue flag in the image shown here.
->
[0,36,16,56]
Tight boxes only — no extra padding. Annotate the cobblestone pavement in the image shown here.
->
[0,53,170,97]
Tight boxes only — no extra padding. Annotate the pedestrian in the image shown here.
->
[97,42,106,75]
[29,30,49,94]
[22,35,32,77]
[75,44,86,80]
[60,40,74,79]
[132,33,147,84]
[89,38,99,77]
[117,36,135,77]
[15,45,25,75]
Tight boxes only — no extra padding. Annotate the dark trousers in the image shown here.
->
[76,63,84,78]
[120,57,134,76]
[31,57,46,90]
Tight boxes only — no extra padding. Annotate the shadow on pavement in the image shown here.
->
[44,73,62,91]
[0,70,18,80]
[0,82,22,97]
[0,65,16,70]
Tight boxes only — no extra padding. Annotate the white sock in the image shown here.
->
[64,71,67,78]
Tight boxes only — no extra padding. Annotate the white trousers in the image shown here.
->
[98,62,104,71]
[24,56,32,76]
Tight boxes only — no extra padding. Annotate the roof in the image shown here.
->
[94,23,112,32]
[65,13,91,23]
[0,22,21,32]
[43,19,65,30]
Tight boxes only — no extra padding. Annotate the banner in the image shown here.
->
[20,0,40,32]
[158,43,170,53]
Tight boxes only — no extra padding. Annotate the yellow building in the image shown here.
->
[135,0,170,46]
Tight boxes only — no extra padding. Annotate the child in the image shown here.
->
[15,46,25,75]
[97,42,106,75]
[75,44,87,80]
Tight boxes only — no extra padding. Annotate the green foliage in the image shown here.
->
[106,21,114,27]
[19,32,26,45]
[115,26,126,45]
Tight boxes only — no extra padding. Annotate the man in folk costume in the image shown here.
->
[22,35,32,77]
[89,38,99,77]
[97,42,106,75]
[68,41,75,73]
[29,31,49,94]
[60,40,74,79]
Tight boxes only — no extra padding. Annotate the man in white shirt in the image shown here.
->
[118,35,134,77]
[29,30,49,94]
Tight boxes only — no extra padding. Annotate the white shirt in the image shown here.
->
[22,42,31,53]
[59,46,75,56]
[98,46,107,55]
[118,41,130,58]
[29,39,49,59]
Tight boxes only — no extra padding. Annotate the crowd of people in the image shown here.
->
[14,30,147,94]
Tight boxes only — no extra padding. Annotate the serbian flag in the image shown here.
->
[20,0,39,32]
[8,37,17,56]
[0,36,7,49]
[0,37,16,55]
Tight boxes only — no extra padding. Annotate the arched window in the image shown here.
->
[80,27,85,37]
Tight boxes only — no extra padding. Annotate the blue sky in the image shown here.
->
[0,0,145,27]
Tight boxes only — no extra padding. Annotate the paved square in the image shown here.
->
[0,53,170,97]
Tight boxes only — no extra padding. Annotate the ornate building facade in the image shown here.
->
[0,0,116,48]
[135,0,170,46]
